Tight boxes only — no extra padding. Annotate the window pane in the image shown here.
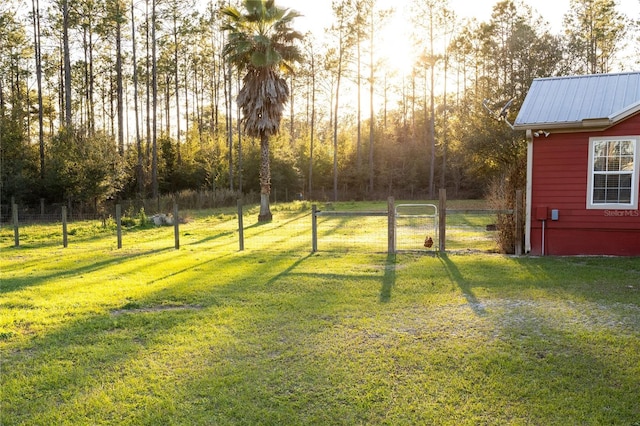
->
[590,138,636,206]
[593,189,605,204]
[593,189,605,203]
[606,188,619,202]
[621,141,634,156]
[620,189,631,203]
[593,140,608,157]
[609,140,620,155]
[594,173,634,203]
[593,174,606,188]
[607,174,620,187]
[621,157,634,171]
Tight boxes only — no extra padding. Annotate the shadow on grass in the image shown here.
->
[0,247,174,294]
[145,251,236,286]
[380,253,396,303]
[4,250,640,424]
[1,220,171,251]
[241,212,311,235]
[438,253,487,316]
[264,252,315,286]
[1,227,117,251]
[1,247,268,422]
[1,302,208,423]
[185,230,236,247]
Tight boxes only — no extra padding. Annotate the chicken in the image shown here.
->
[424,236,433,248]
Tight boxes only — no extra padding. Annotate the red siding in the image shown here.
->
[530,113,640,255]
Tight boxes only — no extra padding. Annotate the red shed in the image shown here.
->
[514,72,640,256]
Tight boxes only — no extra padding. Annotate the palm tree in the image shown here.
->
[222,0,303,222]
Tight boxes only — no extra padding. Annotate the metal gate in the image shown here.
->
[394,204,438,252]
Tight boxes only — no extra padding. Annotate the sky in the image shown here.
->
[277,0,640,75]
[279,0,639,34]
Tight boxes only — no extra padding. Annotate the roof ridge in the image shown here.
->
[534,71,640,82]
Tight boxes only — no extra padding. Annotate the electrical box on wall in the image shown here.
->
[536,206,548,220]
[551,209,559,221]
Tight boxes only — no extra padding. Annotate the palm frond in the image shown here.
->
[222,0,304,136]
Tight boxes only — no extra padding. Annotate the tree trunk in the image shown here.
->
[428,12,436,200]
[258,132,272,222]
[225,59,234,191]
[368,7,374,193]
[356,22,362,171]
[131,1,143,198]
[32,0,45,179]
[116,5,124,156]
[145,0,151,179]
[308,48,316,198]
[173,13,181,164]
[88,24,95,136]
[62,0,72,127]
[441,50,448,190]
[151,0,158,199]
[290,74,294,147]
[237,74,242,193]
[333,72,340,202]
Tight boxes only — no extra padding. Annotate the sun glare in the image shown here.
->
[377,22,417,77]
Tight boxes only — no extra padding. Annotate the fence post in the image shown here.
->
[173,203,180,250]
[62,206,68,248]
[237,199,244,251]
[41,198,45,219]
[439,189,446,252]
[311,204,318,253]
[387,197,395,254]
[12,199,19,248]
[116,204,122,249]
[515,190,523,256]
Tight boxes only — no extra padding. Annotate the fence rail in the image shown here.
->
[5,190,523,255]
[310,192,522,254]
[5,202,181,251]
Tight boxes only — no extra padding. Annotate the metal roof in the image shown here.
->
[513,71,640,131]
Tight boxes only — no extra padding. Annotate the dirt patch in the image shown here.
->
[111,304,203,316]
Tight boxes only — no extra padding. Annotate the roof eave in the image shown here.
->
[514,104,640,133]
[609,100,640,123]
[513,121,608,132]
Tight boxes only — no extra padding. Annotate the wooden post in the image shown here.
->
[41,198,45,219]
[387,196,395,254]
[237,199,244,251]
[173,203,180,250]
[62,206,68,248]
[439,189,446,252]
[515,190,523,256]
[311,204,318,253]
[12,200,19,248]
[116,204,122,249]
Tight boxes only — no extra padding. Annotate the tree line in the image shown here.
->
[1,0,636,215]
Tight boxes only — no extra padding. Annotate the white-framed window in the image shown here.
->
[587,136,640,209]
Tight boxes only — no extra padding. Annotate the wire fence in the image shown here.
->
[313,210,390,253]
[2,199,508,254]
[310,207,499,254]
[444,210,501,252]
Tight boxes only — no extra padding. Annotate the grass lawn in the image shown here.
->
[1,203,639,425]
